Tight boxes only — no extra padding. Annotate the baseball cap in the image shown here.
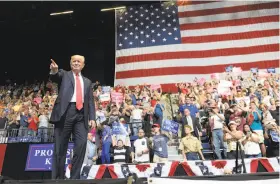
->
[228,121,238,126]
[152,123,160,128]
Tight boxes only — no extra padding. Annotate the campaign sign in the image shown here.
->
[112,122,129,135]
[162,119,179,135]
[250,68,258,73]
[267,68,276,73]
[225,65,233,72]
[25,143,74,171]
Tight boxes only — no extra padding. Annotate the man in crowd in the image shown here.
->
[181,108,202,139]
[151,123,169,163]
[209,106,227,159]
[49,56,96,179]
[179,125,205,161]
[83,133,98,165]
[132,129,150,163]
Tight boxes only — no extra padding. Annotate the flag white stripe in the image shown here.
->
[180,22,279,37]
[178,1,268,12]
[114,69,280,86]
[116,36,278,57]
[115,52,279,72]
[178,8,278,24]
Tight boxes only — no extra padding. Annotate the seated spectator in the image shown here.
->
[179,125,205,161]
[242,124,261,158]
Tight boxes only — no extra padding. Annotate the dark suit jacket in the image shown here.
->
[181,116,202,138]
[49,69,95,129]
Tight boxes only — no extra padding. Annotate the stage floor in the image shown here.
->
[1,172,279,184]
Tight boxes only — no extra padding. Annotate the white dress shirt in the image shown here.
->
[70,72,84,103]
[186,115,194,132]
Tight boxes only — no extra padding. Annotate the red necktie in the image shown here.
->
[75,73,83,110]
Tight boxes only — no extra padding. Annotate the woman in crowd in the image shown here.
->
[242,124,261,158]
[247,101,266,156]
[223,121,244,159]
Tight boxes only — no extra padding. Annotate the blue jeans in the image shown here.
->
[212,129,226,159]
[186,152,199,160]
[101,141,111,164]
[38,127,48,142]
[245,153,262,158]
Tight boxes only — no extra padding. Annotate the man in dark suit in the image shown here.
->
[49,55,95,179]
[181,109,202,139]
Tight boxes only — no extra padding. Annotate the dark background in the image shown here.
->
[0,1,157,86]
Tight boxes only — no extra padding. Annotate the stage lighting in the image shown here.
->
[50,10,74,16]
[101,6,126,12]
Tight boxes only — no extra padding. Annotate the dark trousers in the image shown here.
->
[52,103,87,179]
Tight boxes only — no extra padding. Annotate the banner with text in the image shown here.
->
[25,143,74,171]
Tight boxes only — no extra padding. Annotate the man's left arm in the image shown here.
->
[88,81,96,121]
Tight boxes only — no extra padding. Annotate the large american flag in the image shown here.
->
[115,1,279,91]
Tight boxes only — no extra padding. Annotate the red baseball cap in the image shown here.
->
[152,123,160,128]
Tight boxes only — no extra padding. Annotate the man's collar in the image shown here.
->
[72,71,81,77]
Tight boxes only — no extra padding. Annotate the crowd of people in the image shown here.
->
[0,69,279,165]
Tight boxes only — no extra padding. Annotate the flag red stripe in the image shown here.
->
[180,15,279,30]
[177,1,219,6]
[259,159,275,172]
[181,29,279,43]
[116,44,278,64]
[116,60,279,79]
[250,159,259,173]
[178,2,279,18]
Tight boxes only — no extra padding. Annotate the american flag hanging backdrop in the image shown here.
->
[114,1,279,91]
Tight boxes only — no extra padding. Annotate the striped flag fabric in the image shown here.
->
[114,1,279,92]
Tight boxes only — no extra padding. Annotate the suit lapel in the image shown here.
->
[67,71,74,87]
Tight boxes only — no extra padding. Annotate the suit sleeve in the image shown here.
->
[88,82,96,121]
[195,118,202,132]
[49,69,65,83]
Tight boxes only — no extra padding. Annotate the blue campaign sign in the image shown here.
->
[25,143,74,171]
[250,68,258,73]
[162,119,179,135]
[102,86,111,93]
[112,122,129,135]
[267,68,276,73]
[225,65,233,72]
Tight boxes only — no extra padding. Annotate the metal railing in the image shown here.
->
[0,121,149,144]
[0,128,74,143]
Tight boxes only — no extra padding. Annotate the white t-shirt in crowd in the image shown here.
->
[211,113,225,130]
[133,138,150,163]
[39,115,49,128]
[262,96,272,107]
[96,110,106,125]
[132,109,142,120]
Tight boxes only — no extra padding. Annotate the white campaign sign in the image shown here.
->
[148,178,279,184]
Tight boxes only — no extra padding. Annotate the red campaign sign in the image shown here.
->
[0,144,7,175]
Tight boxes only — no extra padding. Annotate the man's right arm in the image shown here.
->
[49,59,64,83]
